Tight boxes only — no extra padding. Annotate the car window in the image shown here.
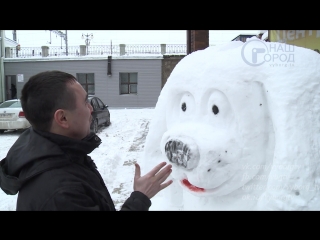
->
[0,101,20,108]
[91,98,98,110]
[96,98,105,109]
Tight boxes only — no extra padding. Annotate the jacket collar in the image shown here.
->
[34,129,102,155]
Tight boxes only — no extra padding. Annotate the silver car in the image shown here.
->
[0,99,31,133]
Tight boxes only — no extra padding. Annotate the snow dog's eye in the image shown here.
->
[212,105,219,115]
[181,102,187,112]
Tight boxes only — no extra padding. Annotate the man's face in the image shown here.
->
[66,81,93,139]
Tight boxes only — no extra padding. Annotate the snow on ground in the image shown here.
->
[0,108,155,211]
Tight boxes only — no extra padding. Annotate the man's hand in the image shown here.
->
[134,162,173,199]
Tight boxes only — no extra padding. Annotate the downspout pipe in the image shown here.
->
[0,30,5,102]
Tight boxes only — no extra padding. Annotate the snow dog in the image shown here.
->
[142,39,320,210]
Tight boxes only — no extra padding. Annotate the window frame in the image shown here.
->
[119,72,138,95]
[76,73,95,95]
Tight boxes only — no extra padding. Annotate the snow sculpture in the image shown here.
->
[142,38,320,210]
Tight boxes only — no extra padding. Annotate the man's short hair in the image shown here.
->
[20,70,78,131]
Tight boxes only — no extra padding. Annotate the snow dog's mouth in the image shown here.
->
[181,179,205,192]
[179,177,232,196]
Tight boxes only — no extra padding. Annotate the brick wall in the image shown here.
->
[162,55,186,88]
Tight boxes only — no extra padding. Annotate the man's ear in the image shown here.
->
[53,109,69,129]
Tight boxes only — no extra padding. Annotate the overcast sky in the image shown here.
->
[4,30,263,47]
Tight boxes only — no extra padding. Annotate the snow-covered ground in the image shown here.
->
[0,108,156,211]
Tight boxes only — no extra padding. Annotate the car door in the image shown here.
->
[90,97,102,125]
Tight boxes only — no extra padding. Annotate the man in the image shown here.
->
[0,70,172,211]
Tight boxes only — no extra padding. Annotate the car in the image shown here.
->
[89,95,111,133]
[0,99,31,133]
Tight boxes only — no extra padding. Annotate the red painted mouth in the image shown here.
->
[181,179,205,192]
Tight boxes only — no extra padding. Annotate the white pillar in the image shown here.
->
[161,44,166,55]
[5,47,12,58]
[120,44,126,56]
[80,45,86,56]
[41,46,49,57]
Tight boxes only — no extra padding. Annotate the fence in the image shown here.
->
[5,44,193,58]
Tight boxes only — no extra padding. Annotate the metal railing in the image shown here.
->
[5,44,195,58]
[124,44,161,54]
[166,44,187,54]
[87,45,120,56]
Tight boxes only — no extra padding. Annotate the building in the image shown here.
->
[0,31,19,102]
[232,30,268,42]
[232,34,256,42]
[3,54,185,108]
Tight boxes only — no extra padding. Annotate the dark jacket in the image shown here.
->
[0,127,151,211]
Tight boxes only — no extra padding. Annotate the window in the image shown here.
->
[0,101,19,108]
[77,73,95,95]
[96,98,105,109]
[90,98,98,111]
[120,73,137,95]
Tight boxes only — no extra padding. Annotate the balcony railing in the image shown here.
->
[4,44,197,59]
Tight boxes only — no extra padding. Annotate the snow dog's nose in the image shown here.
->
[164,139,200,170]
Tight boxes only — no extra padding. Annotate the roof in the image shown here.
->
[3,55,165,63]
[4,37,19,47]
[231,34,257,41]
